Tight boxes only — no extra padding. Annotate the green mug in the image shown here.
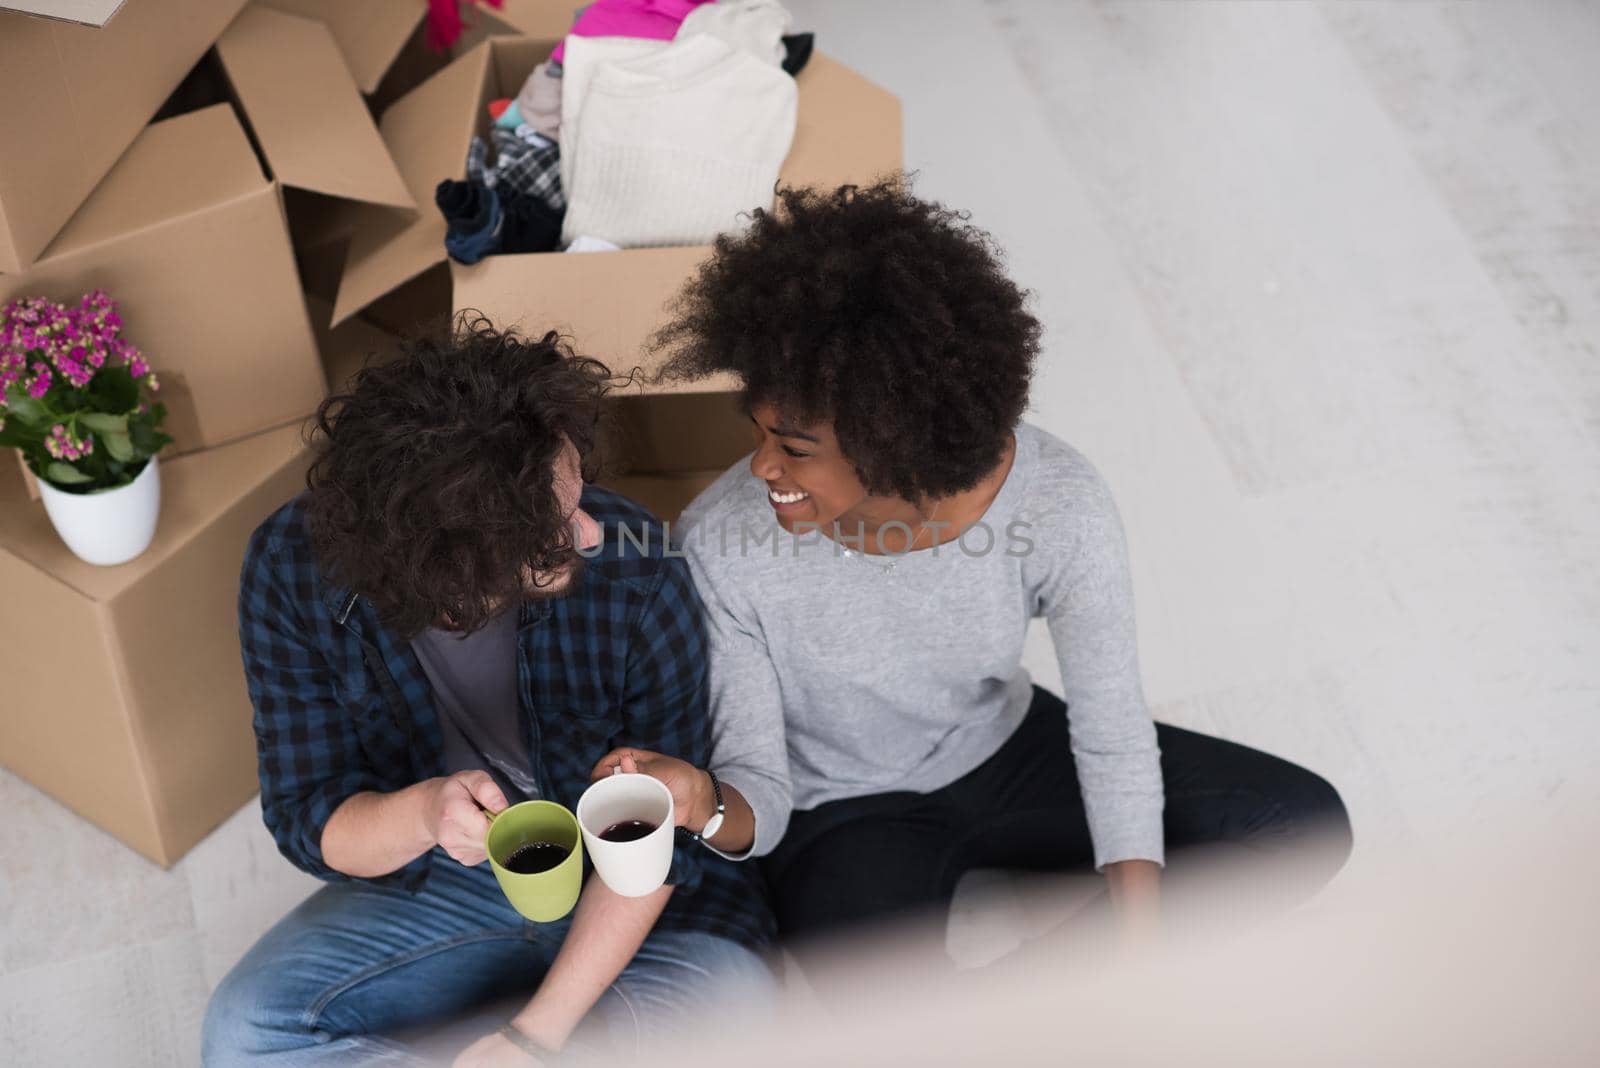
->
[484,799,584,922]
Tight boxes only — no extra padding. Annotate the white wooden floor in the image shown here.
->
[5,2,1599,1063]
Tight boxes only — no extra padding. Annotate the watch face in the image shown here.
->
[700,811,725,841]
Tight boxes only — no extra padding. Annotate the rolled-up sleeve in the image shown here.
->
[238,530,428,889]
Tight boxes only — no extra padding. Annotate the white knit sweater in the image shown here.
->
[560,34,797,248]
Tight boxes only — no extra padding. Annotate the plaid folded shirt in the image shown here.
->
[467,125,565,212]
[238,485,775,951]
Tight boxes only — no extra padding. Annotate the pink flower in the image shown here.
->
[26,363,52,398]
[45,423,91,462]
[129,355,150,379]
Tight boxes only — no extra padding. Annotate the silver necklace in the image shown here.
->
[843,499,945,573]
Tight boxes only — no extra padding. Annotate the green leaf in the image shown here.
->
[103,431,134,462]
[78,411,129,435]
[87,366,138,412]
[4,390,47,426]
[45,462,93,485]
[0,423,34,449]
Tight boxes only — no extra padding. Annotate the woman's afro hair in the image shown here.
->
[655,177,1040,501]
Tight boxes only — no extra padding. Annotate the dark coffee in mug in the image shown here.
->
[599,819,658,843]
[502,841,570,874]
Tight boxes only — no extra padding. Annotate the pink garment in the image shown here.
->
[426,0,504,52]
[550,0,714,64]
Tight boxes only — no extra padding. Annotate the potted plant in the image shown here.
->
[0,290,172,566]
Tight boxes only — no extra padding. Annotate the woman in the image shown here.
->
[592,179,1351,965]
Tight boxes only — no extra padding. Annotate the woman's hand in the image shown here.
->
[589,748,712,831]
[1104,858,1162,950]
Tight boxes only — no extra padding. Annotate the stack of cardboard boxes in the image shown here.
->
[0,0,900,867]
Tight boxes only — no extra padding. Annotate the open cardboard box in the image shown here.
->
[2,103,326,495]
[0,421,313,866]
[333,34,904,333]
[0,0,251,274]
[7,1,429,495]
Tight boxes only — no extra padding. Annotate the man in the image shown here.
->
[203,315,775,1066]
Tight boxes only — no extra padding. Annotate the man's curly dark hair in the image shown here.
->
[654,177,1040,502]
[305,312,611,639]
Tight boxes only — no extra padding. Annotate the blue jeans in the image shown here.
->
[202,855,774,1065]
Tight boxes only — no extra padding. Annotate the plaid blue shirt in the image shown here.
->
[238,484,774,951]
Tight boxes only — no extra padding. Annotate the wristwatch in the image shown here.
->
[695,768,725,842]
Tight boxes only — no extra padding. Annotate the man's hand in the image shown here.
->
[423,770,510,867]
[589,748,711,831]
[453,1030,542,1068]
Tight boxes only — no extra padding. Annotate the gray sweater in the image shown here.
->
[676,422,1165,870]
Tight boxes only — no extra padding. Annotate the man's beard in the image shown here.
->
[523,552,587,601]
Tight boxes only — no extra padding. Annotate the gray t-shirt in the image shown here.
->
[411,609,539,802]
[677,421,1165,871]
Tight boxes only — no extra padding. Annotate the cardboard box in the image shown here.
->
[0,0,251,273]
[306,296,406,395]
[599,469,726,525]
[334,37,904,334]
[0,421,313,866]
[2,104,327,470]
[216,5,415,225]
[257,0,427,95]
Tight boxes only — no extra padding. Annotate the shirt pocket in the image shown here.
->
[332,669,413,771]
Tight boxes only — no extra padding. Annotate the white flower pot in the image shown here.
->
[37,456,162,567]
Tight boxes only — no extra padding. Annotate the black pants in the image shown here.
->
[760,687,1352,946]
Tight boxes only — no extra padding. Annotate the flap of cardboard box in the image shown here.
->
[0,0,251,274]
[333,40,499,324]
[0,421,308,604]
[258,0,426,96]
[218,5,414,211]
[451,246,739,395]
[333,40,903,326]
[0,0,123,25]
[34,104,267,257]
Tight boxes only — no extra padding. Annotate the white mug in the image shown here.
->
[576,771,675,897]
